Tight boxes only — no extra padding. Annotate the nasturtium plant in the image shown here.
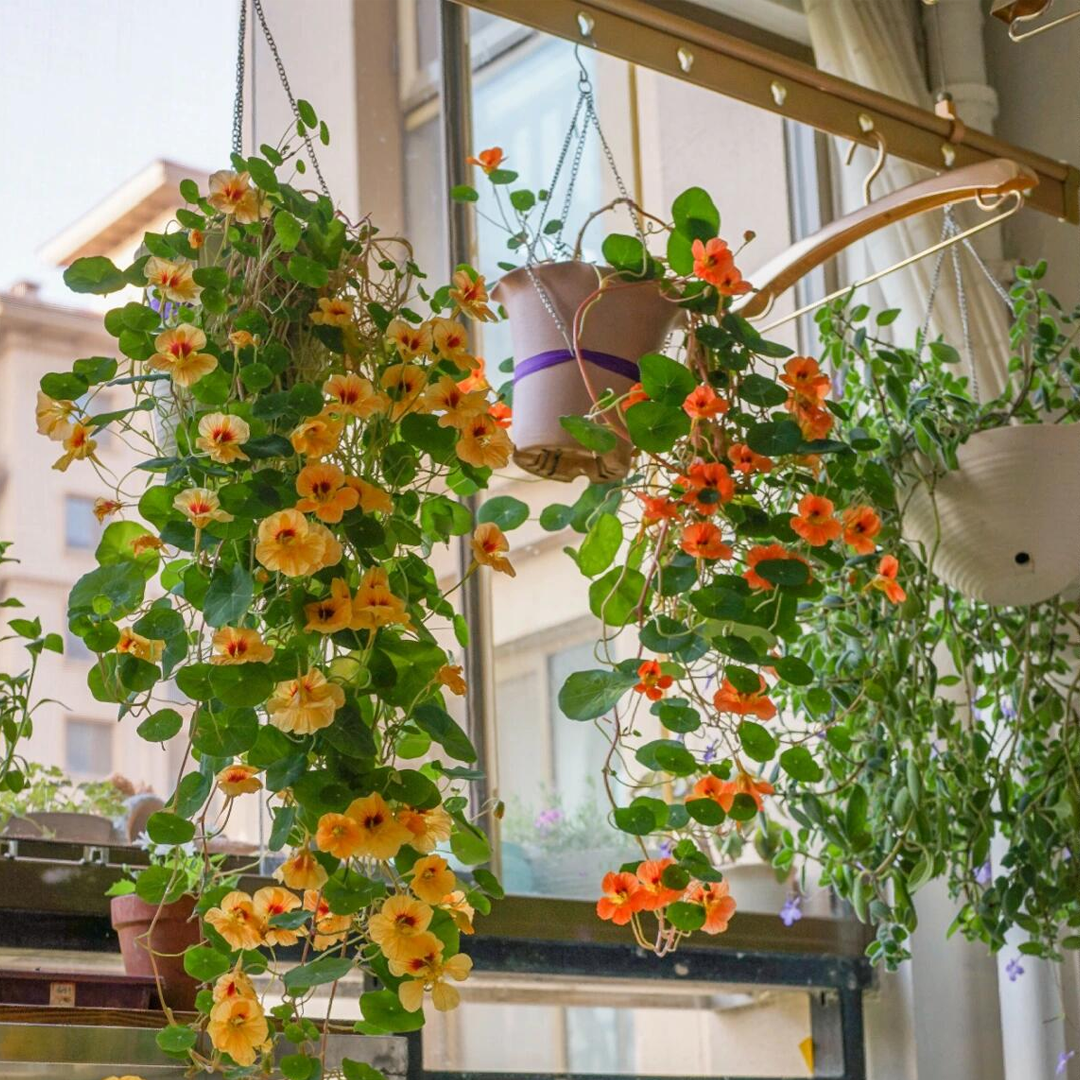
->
[37,105,510,1072]
[474,156,1080,971]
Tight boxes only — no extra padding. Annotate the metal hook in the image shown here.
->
[573,43,593,92]
[994,0,1080,40]
[844,128,889,205]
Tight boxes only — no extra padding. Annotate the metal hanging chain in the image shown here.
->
[231,0,248,157]
[948,214,979,403]
[230,0,330,198]
[522,47,648,354]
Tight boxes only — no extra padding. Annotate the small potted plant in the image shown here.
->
[106,838,215,1010]
[885,263,1080,606]
[0,763,129,844]
[459,151,687,482]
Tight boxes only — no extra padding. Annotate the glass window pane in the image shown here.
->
[66,717,113,777]
[64,495,100,549]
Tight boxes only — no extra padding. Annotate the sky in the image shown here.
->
[0,0,239,304]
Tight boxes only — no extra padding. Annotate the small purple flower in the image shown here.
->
[1057,1050,1075,1076]
[975,861,992,886]
[814,727,827,742]
[1005,956,1024,982]
[1001,702,1017,721]
[534,808,562,831]
[658,839,675,859]
[702,740,719,764]
[779,895,803,927]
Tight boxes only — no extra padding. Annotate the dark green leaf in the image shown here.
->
[558,669,637,720]
[738,721,777,763]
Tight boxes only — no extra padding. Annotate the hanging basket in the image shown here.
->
[494,261,683,482]
[901,423,1080,606]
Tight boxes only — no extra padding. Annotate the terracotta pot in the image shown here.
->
[2,811,116,845]
[110,893,202,1011]
[493,261,684,482]
[901,424,1080,606]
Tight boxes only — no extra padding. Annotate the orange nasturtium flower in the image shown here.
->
[205,890,263,950]
[294,463,359,522]
[431,316,479,370]
[93,497,124,523]
[315,812,365,860]
[449,269,497,322]
[228,330,256,349]
[637,492,682,526]
[842,505,882,555]
[470,522,515,577]
[488,400,512,428]
[790,493,841,547]
[130,534,164,557]
[780,356,830,403]
[596,871,645,926]
[869,554,906,604]
[466,146,505,174]
[196,412,250,464]
[744,543,809,591]
[410,854,457,905]
[728,443,774,475]
[216,764,262,797]
[189,228,205,249]
[274,847,328,891]
[392,949,473,1013]
[149,325,218,387]
[680,521,733,561]
[683,384,729,420]
[457,359,490,395]
[289,413,343,459]
[255,509,339,577]
[713,675,777,721]
[437,664,467,696]
[442,890,477,935]
[397,805,453,853]
[623,382,649,410]
[309,297,354,327]
[252,885,303,947]
[635,859,683,911]
[207,169,269,224]
[212,966,257,1004]
[634,659,673,702]
[381,362,430,421]
[304,578,354,634]
[368,894,438,961]
[351,566,411,630]
[425,376,489,428]
[144,256,202,303]
[345,476,394,515]
[303,889,351,950]
[789,398,834,441]
[207,994,270,1067]
[116,627,164,663]
[52,422,100,472]
[723,770,775,813]
[386,318,433,362]
[174,488,234,529]
[322,373,388,419]
[455,413,513,469]
[691,237,752,295]
[345,792,413,861]
[211,627,274,665]
[267,668,345,735]
[36,391,76,441]
[689,880,737,934]
[680,461,735,514]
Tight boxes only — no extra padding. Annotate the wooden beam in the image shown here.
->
[453,0,1080,224]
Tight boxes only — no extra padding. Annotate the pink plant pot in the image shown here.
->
[494,261,684,482]
[110,893,202,1011]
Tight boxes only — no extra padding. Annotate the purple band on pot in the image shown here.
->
[514,348,640,384]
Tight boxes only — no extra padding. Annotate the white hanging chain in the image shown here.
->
[230,0,330,199]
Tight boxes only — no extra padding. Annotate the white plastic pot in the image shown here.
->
[901,423,1080,606]
[493,261,684,483]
